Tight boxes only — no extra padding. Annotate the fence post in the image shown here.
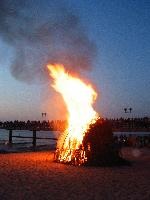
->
[32,130,36,147]
[9,129,12,145]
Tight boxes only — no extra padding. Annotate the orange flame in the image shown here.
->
[47,64,98,162]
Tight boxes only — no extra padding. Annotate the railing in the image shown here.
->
[8,129,57,147]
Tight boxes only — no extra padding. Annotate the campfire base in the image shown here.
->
[54,119,130,167]
[82,119,131,166]
[54,148,130,167]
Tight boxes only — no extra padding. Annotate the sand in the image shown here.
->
[0,147,150,200]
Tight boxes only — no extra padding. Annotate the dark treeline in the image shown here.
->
[0,117,149,131]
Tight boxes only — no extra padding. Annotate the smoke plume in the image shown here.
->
[0,0,97,82]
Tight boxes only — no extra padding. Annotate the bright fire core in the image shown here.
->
[47,64,98,163]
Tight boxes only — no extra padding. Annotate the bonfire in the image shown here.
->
[47,64,128,166]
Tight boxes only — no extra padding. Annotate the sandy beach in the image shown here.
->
[0,147,150,200]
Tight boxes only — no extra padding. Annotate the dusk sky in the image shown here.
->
[0,0,150,121]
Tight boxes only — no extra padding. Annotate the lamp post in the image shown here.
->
[124,108,133,113]
[124,108,133,130]
[42,112,47,117]
[129,108,132,113]
[124,108,127,113]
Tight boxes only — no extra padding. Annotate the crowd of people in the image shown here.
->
[0,118,150,149]
[114,134,150,148]
[0,117,149,131]
[108,117,150,131]
[0,120,67,131]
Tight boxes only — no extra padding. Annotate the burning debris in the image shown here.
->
[48,64,128,166]
[54,119,129,166]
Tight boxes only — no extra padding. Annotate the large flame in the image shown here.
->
[47,64,98,163]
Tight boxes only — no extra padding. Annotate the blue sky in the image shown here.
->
[0,0,150,121]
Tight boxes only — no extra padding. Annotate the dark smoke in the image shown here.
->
[0,0,97,82]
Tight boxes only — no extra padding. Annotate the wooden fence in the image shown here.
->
[8,129,57,147]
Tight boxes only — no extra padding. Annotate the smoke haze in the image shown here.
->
[0,0,97,82]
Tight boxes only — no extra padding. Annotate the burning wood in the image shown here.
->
[47,64,98,165]
[47,64,128,166]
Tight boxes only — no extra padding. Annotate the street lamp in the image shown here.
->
[124,108,133,113]
[42,113,47,117]
[124,108,133,129]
